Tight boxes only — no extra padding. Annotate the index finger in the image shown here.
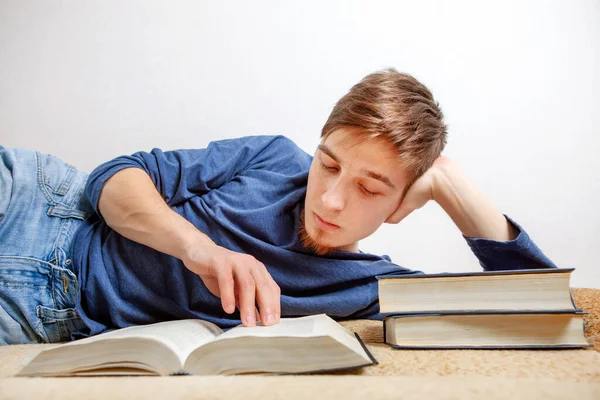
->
[234,269,257,327]
[250,263,280,326]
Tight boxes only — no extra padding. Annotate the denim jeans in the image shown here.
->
[0,146,92,344]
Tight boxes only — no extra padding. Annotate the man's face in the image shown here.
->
[302,127,411,254]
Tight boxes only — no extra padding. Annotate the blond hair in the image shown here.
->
[321,68,447,190]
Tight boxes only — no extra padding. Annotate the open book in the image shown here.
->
[17,314,376,376]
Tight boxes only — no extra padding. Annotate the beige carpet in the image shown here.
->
[1,288,599,400]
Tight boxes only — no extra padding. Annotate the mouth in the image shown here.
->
[313,212,340,231]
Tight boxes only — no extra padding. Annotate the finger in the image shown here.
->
[395,204,414,223]
[216,267,236,314]
[263,266,281,323]
[252,265,279,326]
[250,262,280,326]
[234,297,260,323]
[234,268,257,327]
[268,278,281,323]
[386,202,415,224]
[233,297,260,323]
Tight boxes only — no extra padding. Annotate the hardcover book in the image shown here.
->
[383,311,590,349]
[18,314,377,376]
[378,268,575,314]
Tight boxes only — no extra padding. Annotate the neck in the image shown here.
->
[341,242,360,253]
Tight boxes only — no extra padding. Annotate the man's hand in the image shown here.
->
[386,155,452,224]
[181,243,281,327]
[387,155,518,242]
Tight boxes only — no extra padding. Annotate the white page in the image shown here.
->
[316,314,368,357]
[216,314,369,361]
[61,319,223,366]
[214,314,324,341]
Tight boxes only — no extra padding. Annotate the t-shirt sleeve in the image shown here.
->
[84,135,287,214]
[463,214,558,271]
[352,216,557,321]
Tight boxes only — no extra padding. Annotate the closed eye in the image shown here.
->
[360,185,377,197]
[319,162,338,172]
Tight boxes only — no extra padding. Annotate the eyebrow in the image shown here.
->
[317,144,396,189]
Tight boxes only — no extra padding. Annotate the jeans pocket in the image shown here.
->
[37,152,74,202]
[37,305,83,342]
[35,152,93,254]
[0,258,54,344]
[0,256,87,344]
[36,152,92,217]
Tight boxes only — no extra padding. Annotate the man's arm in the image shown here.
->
[97,167,280,328]
[86,136,288,327]
[388,156,557,271]
[431,157,519,241]
[98,168,216,260]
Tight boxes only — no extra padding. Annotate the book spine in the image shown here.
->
[377,268,573,280]
[569,289,577,309]
[170,370,193,376]
[354,332,379,366]
[383,343,593,350]
[381,310,585,317]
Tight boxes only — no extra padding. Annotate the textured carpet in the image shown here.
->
[0,288,598,399]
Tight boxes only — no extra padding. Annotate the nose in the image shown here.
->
[321,179,346,212]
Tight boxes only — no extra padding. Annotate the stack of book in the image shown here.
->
[378,268,590,349]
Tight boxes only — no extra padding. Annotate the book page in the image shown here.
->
[317,315,369,357]
[184,314,373,375]
[215,314,319,341]
[60,319,223,366]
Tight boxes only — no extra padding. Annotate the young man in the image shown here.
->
[0,69,556,345]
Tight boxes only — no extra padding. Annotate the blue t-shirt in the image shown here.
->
[71,135,557,336]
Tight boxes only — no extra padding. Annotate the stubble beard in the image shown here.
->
[298,209,343,256]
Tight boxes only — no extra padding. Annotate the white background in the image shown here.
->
[1,0,598,287]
